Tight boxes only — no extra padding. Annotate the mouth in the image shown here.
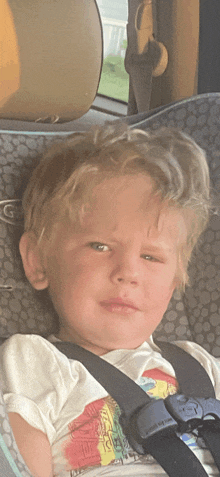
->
[100,298,140,315]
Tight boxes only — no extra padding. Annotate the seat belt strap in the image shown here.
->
[154,339,215,398]
[125,0,155,115]
[125,0,168,114]
[141,433,208,477]
[54,341,149,416]
[200,424,220,470]
[53,341,220,476]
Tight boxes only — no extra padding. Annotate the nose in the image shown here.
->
[110,252,140,286]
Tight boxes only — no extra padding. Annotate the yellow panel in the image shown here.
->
[171,0,199,100]
[0,0,20,107]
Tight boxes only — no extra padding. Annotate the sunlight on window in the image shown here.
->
[96,0,129,102]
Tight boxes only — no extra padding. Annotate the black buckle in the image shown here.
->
[165,394,220,433]
[119,394,220,455]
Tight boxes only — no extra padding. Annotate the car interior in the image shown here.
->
[0,1,220,475]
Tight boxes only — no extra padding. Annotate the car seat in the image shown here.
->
[0,95,220,477]
[0,1,220,476]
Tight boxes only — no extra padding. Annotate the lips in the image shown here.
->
[100,297,140,314]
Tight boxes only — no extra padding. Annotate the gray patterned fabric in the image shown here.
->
[0,132,70,341]
[0,93,219,475]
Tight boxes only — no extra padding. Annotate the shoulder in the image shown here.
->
[0,333,81,375]
[0,333,60,361]
[173,340,219,363]
[153,338,220,367]
[0,334,80,401]
[0,334,78,384]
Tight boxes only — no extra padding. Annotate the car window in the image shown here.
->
[96,0,129,103]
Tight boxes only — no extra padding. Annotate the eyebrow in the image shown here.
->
[141,244,173,257]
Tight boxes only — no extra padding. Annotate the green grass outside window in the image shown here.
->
[98,54,129,103]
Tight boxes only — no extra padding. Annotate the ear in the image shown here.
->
[19,232,49,290]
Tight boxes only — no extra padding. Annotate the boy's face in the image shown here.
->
[22,175,187,355]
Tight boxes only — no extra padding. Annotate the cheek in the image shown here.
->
[150,262,177,299]
[149,282,175,304]
[47,254,104,301]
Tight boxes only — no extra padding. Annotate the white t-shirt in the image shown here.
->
[0,334,220,477]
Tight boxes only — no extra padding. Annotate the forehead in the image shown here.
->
[84,174,155,219]
[79,174,187,244]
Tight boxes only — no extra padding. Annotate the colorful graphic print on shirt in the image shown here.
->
[61,368,203,473]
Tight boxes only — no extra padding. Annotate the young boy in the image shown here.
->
[0,123,219,477]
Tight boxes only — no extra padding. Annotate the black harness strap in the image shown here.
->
[53,341,220,477]
[200,423,220,470]
[140,434,208,477]
[154,339,215,398]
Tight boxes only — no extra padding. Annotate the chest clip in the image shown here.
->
[119,394,220,455]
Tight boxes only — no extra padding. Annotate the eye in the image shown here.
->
[141,254,160,262]
[89,242,110,252]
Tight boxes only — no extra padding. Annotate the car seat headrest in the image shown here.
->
[0,0,102,122]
